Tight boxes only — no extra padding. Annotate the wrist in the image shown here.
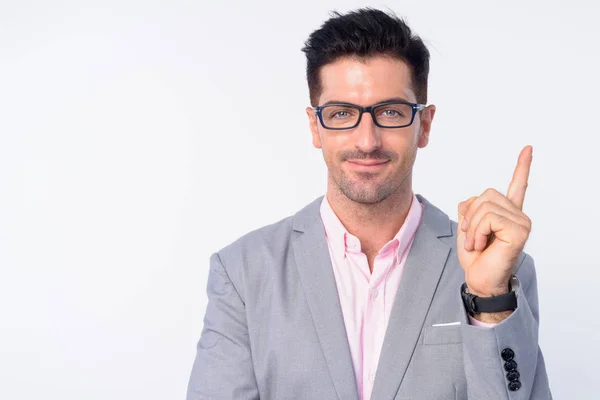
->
[471,310,513,324]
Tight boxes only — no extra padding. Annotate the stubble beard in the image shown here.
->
[336,171,397,204]
[332,148,417,205]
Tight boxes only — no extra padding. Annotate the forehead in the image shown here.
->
[318,55,416,105]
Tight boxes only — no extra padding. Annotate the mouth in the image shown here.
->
[346,159,389,172]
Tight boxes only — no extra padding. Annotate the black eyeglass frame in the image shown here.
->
[312,100,427,130]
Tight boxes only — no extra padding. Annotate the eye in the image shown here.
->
[375,104,410,119]
[325,107,357,119]
[382,109,399,117]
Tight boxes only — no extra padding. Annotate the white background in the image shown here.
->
[1,0,599,398]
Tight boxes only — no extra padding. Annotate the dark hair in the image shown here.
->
[301,8,430,106]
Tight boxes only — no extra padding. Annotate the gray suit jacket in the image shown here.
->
[187,194,552,399]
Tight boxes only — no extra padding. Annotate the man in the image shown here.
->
[187,8,551,400]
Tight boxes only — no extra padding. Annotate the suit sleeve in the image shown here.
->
[459,253,552,399]
[186,252,259,400]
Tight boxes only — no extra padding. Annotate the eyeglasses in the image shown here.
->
[312,100,426,130]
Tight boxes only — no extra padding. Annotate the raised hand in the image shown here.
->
[457,146,533,298]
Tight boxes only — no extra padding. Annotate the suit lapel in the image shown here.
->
[370,195,453,400]
[292,197,359,400]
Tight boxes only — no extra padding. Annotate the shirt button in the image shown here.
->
[369,372,375,382]
[372,289,379,298]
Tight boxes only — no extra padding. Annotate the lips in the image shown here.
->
[346,159,389,172]
[347,160,388,166]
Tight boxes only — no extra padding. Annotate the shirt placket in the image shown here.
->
[362,271,386,399]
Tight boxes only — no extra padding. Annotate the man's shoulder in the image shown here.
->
[217,195,324,262]
[219,214,294,257]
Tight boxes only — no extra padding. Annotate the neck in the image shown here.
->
[326,178,414,255]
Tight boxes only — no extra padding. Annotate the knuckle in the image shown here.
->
[466,196,478,207]
[464,202,476,217]
[480,200,493,211]
[480,211,496,226]
[483,188,499,197]
[514,226,529,242]
[518,213,532,229]
[483,210,495,219]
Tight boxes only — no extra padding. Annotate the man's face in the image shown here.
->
[306,55,435,204]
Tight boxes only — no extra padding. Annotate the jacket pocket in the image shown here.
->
[422,325,462,345]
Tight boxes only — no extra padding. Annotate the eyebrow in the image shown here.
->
[320,97,413,106]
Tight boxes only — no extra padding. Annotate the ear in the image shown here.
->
[306,107,322,149]
[417,104,436,148]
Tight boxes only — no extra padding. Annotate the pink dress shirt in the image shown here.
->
[320,193,493,400]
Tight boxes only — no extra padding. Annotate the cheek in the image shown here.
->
[318,140,338,169]
[321,135,348,160]
[383,133,415,156]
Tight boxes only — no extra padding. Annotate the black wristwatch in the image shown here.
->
[461,276,518,315]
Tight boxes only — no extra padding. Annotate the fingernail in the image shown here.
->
[464,237,470,250]
[461,219,467,231]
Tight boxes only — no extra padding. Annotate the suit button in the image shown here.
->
[508,380,522,391]
[504,360,517,372]
[501,348,515,361]
[506,370,520,382]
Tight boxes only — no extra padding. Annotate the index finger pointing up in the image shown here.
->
[507,145,533,210]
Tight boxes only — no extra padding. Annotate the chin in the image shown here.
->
[340,182,395,205]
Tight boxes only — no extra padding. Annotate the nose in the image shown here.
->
[353,112,381,153]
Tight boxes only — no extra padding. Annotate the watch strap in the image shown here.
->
[461,282,518,314]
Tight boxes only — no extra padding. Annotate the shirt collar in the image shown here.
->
[319,193,424,261]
